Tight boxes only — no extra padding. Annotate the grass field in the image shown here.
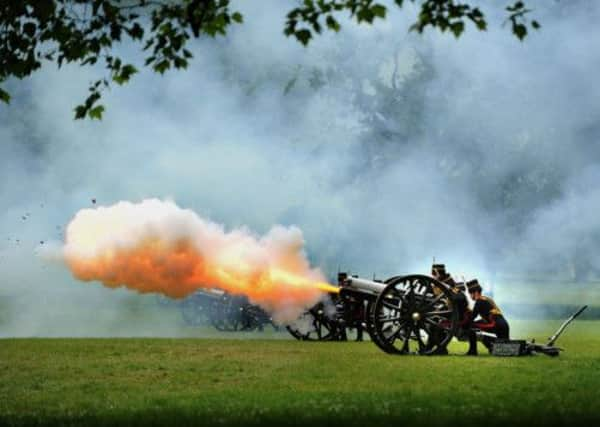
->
[1,321,599,427]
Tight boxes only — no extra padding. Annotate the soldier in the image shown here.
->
[466,279,510,355]
[431,264,456,287]
[431,264,470,324]
[430,264,471,354]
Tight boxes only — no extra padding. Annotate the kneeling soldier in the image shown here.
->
[466,280,510,355]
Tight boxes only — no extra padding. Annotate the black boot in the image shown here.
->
[467,331,478,355]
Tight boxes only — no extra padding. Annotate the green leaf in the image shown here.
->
[531,20,540,29]
[325,15,340,32]
[450,21,464,38]
[74,105,87,120]
[295,29,312,46]
[82,56,98,66]
[513,23,527,40]
[113,64,138,85]
[232,12,243,24]
[371,5,387,19]
[128,23,144,39]
[357,8,374,23]
[0,88,10,104]
[154,59,170,74]
[89,105,105,120]
[173,57,188,69]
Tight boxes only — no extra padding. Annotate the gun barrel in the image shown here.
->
[341,276,387,296]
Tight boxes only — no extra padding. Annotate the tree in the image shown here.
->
[0,0,539,119]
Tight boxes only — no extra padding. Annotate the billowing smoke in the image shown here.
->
[62,198,329,322]
[1,0,599,336]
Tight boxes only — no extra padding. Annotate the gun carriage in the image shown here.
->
[289,272,585,356]
[342,273,459,353]
[287,273,460,354]
[285,294,367,341]
[178,289,278,332]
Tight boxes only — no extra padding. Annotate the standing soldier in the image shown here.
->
[430,264,471,354]
[431,264,470,325]
[431,264,456,287]
[466,279,510,355]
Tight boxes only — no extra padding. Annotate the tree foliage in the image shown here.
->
[0,0,539,119]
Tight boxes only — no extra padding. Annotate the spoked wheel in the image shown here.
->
[181,294,211,326]
[238,304,274,332]
[286,303,339,341]
[372,275,458,355]
[365,300,392,350]
[211,296,243,331]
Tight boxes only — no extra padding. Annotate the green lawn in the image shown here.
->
[1,321,599,427]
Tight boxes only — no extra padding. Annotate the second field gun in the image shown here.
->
[175,289,278,332]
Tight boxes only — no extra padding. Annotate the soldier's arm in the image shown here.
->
[471,300,481,321]
[472,300,496,330]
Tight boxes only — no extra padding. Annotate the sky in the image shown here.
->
[0,0,599,336]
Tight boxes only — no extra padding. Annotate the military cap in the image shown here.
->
[466,279,482,293]
[431,264,446,275]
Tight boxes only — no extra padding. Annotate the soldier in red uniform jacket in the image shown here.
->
[466,279,510,355]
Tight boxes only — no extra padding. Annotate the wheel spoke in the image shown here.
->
[315,318,322,340]
[385,320,410,350]
[400,324,412,353]
[381,299,402,311]
[415,327,427,352]
[384,319,407,342]
[407,282,416,307]
[377,315,403,323]
[425,310,453,317]
[419,292,445,312]
[424,317,442,328]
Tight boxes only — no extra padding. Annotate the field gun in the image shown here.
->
[285,274,380,341]
[176,289,277,332]
[340,273,460,354]
[287,273,461,354]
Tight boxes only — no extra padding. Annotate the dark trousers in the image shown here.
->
[468,316,510,353]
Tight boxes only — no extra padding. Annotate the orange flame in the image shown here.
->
[62,199,334,321]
